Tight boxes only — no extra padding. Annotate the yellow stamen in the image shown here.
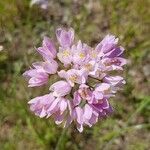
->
[62,50,70,57]
[69,75,78,82]
[79,53,85,58]
[91,52,97,58]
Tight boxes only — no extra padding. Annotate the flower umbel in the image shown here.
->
[24,28,127,132]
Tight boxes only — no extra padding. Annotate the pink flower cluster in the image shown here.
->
[23,28,126,132]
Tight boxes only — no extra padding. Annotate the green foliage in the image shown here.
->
[0,0,149,149]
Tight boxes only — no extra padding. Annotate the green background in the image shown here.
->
[0,0,149,149]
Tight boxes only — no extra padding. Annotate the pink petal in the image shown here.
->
[75,107,83,124]
[55,113,64,125]
[42,36,57,58]
[49,80,72,97]
[83,104,93,119]
[77,123,83,132]
[43,59,58,74]
[73,92,81,106]
[59,99,67,114]
[96,83,110,92]
[56,28,74,48]
[47,98,59,113]
[39,108,47,118]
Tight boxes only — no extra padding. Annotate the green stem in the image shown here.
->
[89,75,101,82]
[55,127,68,150]
[86,83,94,89]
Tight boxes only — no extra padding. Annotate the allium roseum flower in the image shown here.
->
[23,28,127,132]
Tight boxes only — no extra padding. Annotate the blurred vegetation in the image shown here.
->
[0,0,150,149]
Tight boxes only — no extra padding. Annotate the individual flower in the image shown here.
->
[24,28,127,132]
[95,35,118,55]
[32,59,58,74]
[23,57,58,87]
[92,98,113,118]
[57,47,73,66]
[56,28,74,48]
[56,28,74,66]
[37,36,57,59]
[49,80,72,97]
[92,83,112,103]
[58,69,88,87]
[103,75,126,93]
[28,93,55,118]
[95,35,127,72]
[46,97,68,124]
[23,67,48,87]
[28,93,68,125]
[101,57,127,71]
[72,40,90,66]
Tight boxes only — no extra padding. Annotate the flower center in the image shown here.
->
[81,91,88,99]
[84,63,93,71]
[69,74,78,82]
[62,50,70,57]
[91,51,97,58]
[79,53,85,59]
